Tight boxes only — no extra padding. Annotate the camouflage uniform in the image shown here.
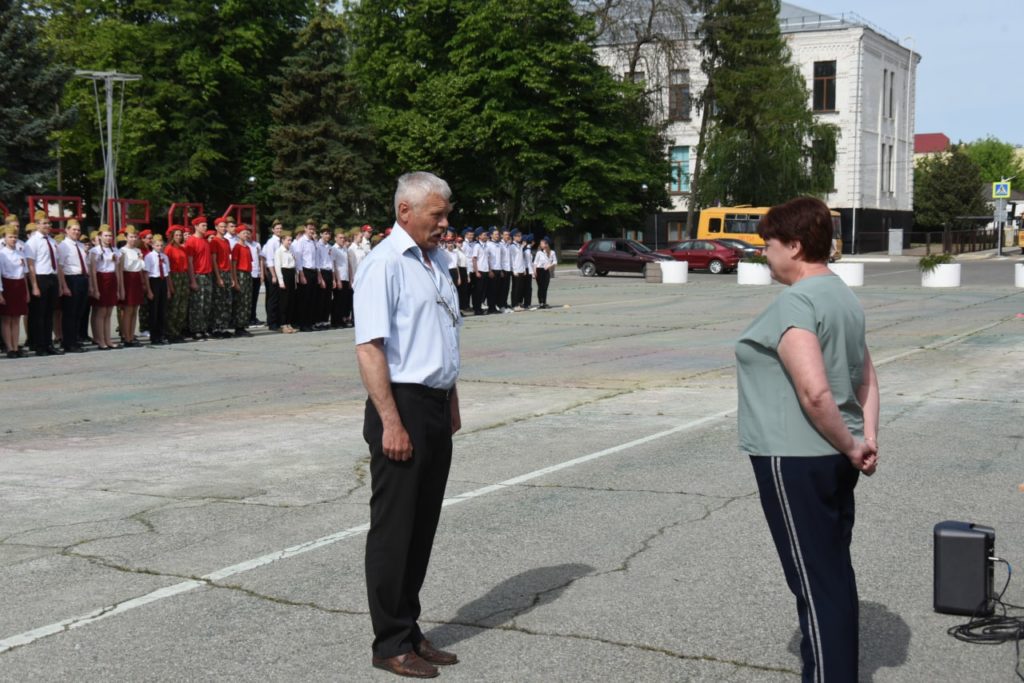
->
[233,272,252,331]
[167,272,190,338]
[188,274,212,335]
[211,277,233,332]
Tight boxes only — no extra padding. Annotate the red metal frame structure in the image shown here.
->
[0,201,8,219]
[220,204,258,234]
[26,195,84,227]
[108,198,151,233]
[167,202,205,231]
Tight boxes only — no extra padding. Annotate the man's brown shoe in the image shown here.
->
[414,639,458,666]
[371,651,439,678]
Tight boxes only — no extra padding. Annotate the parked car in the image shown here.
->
[713,238,763,259]
[577,238,673,276]
[654,239,741,274]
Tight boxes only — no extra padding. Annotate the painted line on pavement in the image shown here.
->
[0,409,734,655]
[3,318,1005,655]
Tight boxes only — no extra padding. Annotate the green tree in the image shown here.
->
[913,146,986,230]
[691,0,837,210]
[38,0,312,219]
[349,0,670,232]
[0,0,74,211]
[962,135,1024,184]
[267,5,388,228]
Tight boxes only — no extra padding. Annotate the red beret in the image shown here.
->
[139,229,152,238]
[191,216,207,227]
[361,224,373,232]
[214,217,227,226]
[167,224,184,235]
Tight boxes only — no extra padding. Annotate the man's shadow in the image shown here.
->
[787,601,910,681]
[426,563,594,647]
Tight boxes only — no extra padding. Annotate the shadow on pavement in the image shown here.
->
[427,563,594,648]
[786,600,911,681]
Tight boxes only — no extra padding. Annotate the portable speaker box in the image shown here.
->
[933,520,994,616]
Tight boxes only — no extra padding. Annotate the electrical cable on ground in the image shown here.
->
[947,558,1024,681]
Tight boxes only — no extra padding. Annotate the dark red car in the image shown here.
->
[655,239,741,274]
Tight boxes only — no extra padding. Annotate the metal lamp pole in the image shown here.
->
[75,71,142,228]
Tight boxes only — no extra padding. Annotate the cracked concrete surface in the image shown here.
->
[2,262,1023,680]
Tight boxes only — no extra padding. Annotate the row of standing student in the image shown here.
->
[0,213,559,357]
[438,227,558,315]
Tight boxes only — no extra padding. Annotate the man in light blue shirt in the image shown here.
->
[354,171,463,679]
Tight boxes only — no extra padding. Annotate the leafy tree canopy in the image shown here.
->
[267,5,389,228]
[37,0,313,219]
[350,0,670,232]
[0,0,74,212]
[692,0,837,208]
[962,135,1024,184]
[913,146,986,230]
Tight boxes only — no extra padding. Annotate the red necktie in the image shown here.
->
[76,244,87,274]
[46,238,58,273]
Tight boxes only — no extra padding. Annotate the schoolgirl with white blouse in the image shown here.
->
[89,226,120,349]
[533,236,557,309]
[274,234,298,333]
[0,226,30,357]
[117,229,149,347]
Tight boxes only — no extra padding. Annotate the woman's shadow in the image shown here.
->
[787,601,910,681]
[426,563,594,647]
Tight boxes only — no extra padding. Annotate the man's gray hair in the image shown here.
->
[394,172,451,216]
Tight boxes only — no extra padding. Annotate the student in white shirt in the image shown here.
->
[24,214,69,355]
[330,230,353,328]
[274,234,298,334]
[89,225,121,349]
[533,236,557,309]
[262,220,283,329]
[56,219,93,352]
[117,227,148,347]
[143,234,172,345]
[0,225,29,357]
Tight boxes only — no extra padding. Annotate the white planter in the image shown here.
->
[1015,263,1024,288]
[828,262,864,287]
[921,263,961,288]
[660,260,688,284]
[737,262,772,285]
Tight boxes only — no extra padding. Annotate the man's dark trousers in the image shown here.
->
[28,274,58,352]
[265,272,280,329]
[363,383,452,658]
[299,268,318,328]
[61,274,89,348]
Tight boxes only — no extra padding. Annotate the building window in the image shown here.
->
[667,221,686,242]
[882,69,888,118]
[670,146,690,193]
[887,144,894,194]
[668,69,691,121]
[813,61,836,112]
[625,70,645,84]
[889,71,895,119]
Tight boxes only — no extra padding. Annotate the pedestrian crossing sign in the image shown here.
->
[993,182,1011,198]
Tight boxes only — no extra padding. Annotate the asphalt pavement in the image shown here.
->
[1,256,1023,681]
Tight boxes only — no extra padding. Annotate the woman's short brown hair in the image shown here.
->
[757,196,833,263]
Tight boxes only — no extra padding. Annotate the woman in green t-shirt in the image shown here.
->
[735,196,880,683]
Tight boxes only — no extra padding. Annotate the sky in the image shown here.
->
[815,1,1024,145]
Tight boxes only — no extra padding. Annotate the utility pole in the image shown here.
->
[74,71,142,228]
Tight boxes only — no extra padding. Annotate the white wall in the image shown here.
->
[596,22,919,214]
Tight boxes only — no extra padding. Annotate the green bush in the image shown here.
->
[918,253,955,273]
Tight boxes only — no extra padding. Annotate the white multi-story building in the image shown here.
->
[595,2,919,252]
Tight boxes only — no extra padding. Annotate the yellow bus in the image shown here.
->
[697,205,843,260]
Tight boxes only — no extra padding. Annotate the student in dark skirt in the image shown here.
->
[117,227,147,347]
[89,226,120,350]
[1,225,30,357]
